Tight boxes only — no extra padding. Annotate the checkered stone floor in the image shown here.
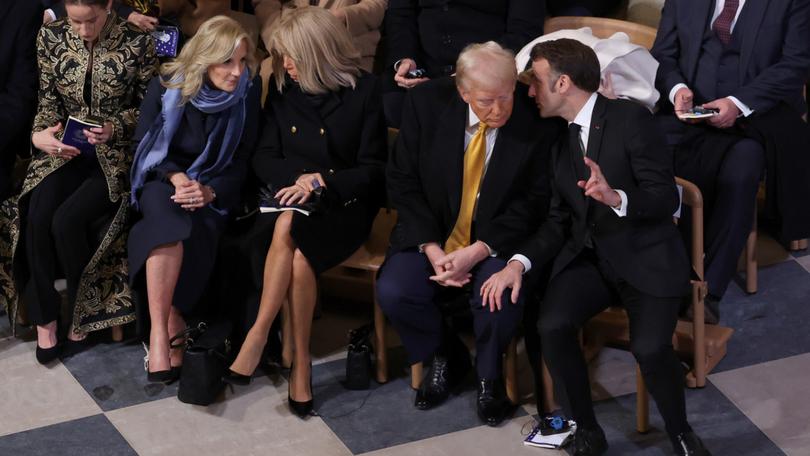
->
[1,239,808,456]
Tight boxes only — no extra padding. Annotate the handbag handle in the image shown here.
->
[169,322,207,349]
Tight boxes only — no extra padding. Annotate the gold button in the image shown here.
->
[319,128,325,135]
[291,126,297,134]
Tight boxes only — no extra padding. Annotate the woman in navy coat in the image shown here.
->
[128,16,261,383]
[225,7,387,417]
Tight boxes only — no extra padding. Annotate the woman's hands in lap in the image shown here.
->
[32,123,80,159]
[276,172,327,206]
[168,173,215,211]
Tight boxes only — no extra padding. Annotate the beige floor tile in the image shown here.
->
[358,418,566,456]
[106,376,352,456]
[710,353,810,456]
[0,338,102,436]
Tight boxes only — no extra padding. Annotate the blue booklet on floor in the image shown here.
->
[61,116,102,156]
[523,419,576,449]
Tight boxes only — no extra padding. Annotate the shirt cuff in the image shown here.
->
[46,8,57,22]
[669,83,688,106]
[611,189,628,217]
[509,255,532,274]
[727,96,754,117]
[479,241,498,258]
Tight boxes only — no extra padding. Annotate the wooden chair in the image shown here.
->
[543,16,658,50]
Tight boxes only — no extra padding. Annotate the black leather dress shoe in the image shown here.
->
[674,431,711,455]
[476,378,514,426]
[573,425,608,456]
[414,352,471,410]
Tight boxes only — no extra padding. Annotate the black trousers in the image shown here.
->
[539,249,689,439]
[377,251,524,379]
[24,156,116,325]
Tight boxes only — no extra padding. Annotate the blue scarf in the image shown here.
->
[130,72,251,213]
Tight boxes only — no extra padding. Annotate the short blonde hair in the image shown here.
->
[455,41,517,92]
[160,15,257,104]
[268,7,362,94]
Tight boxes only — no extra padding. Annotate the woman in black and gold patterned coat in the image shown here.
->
[0,0,157,364]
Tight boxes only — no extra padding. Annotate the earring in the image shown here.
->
[107,9,111,15]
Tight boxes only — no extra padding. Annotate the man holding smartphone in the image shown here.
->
[652,0,810,323]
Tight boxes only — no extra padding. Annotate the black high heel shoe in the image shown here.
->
[35,343,62,365]
[223,370,252,386]
[143,343,180,384]
[288,362,314,419]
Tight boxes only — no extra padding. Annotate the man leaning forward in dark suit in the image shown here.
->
[483,39,711,455]
[377,41,558,427]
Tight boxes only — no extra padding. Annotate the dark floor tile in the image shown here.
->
[313,349,526,454]
[0,414,136,456]
[60,340,178,412]
[588,382,784,456]
[714,260,810,372]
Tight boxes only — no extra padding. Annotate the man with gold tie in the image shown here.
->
[377,42,560,426]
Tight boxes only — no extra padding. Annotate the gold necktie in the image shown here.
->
[445,122,488,253]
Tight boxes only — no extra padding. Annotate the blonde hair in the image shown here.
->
[160,15,257,104]
[268,7,362,94]
[455,41,517,92]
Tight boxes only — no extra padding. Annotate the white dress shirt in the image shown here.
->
[510,93,628,274]
[668,0,753,117]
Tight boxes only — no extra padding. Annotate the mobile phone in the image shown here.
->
[539,415,571,436]
[405,68,426,79]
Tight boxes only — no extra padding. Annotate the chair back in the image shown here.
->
[543,16,658,49]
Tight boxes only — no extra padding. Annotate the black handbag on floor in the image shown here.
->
[344,324,374,390]
[175,320,233,406]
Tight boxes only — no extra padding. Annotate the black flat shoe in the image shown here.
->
[35,343,62,365]
[223,370,252,386]
[288,363,314,419]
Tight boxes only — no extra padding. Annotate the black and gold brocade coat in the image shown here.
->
[0,13,157,334]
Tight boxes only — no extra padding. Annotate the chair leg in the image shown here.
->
[504,338,519,404]
[411,362,423,390]
[745,208,757,294]
[373,284,388,383]
[111,324,124,342]
[636,364,649,433]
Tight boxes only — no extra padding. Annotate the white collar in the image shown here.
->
[570,92,599,129]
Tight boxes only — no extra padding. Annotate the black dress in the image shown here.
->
[242,72,387,287]
[128,76,262,315]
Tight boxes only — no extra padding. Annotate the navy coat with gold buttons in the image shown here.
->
[249,71,387,274]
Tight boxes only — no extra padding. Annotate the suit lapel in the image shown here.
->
[686,0,714,82]
[586,95,607,165]
[477,123,522,218]
[738,0,768,84]
[439,96,468,220]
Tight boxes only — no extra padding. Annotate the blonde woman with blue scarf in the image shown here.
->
[129,15,261,383]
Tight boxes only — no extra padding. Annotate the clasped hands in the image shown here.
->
[274,172,326,206]
[168,172,215,211]
[674,87,740,129]
[32,121,113,160]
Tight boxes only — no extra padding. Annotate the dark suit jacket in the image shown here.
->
[253,72,387,209]
[652,0,810,115]
[0,0,41,195]
[386,77,559,259]
[132,76,263,213]
[385,0,545,78]
[518,96,690,298]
